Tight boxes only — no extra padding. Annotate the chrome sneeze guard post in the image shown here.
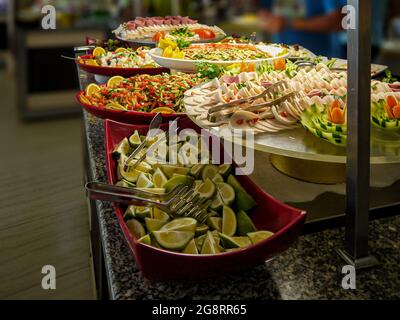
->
[336,0,379,269]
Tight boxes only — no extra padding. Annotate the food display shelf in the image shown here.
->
[188,115,400,165]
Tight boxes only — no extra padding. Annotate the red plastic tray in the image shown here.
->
[76,92,185,124]
[76,54,170,77]
[104,119,306,281]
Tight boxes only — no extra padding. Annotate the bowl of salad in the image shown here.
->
[77,73,202,124]
[76,46,170,77]
[149,42,289,72]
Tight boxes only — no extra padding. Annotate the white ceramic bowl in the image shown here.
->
[149,44,290,72]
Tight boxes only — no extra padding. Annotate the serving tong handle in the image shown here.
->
[123,113,163,171]
[207,81,291,123]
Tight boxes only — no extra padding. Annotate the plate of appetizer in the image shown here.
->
[76,46,170,77]
[113,16,226,46]
[149,42,289,72]
[100,119,306,281]
[77,73,202,123]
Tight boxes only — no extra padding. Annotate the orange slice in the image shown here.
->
[115,47,127,53]
[107,76,125,88]
[92,47,106,57]
[85,83,101,97]
[152,107,175,114]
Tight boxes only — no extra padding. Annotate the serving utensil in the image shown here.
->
[123,113,163,171]
[86,182,211,223]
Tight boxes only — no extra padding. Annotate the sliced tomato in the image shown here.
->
[152,31,166,42]
[193,28,215,39]
[385,95,397,118]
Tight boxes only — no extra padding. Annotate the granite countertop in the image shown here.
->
[84,112,400,300]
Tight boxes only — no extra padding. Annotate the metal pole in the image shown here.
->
[336,0,378,269]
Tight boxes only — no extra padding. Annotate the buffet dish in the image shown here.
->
[105,119,306,280]
[150,42,289,72]
[76,46,169,77]
[113,16,226,46]
[77,73,202,123]
[184,62,400,147]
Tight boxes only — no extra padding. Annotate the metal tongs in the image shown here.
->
[123,113,163,171]
[85,182,211,223]
[207,81,291,123]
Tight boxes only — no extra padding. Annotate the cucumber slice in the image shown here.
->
[371,100,400,131]
[126,219,146,239]
[196,178,216,200]
[218,164,232,177]
[113,137,131,159]
[237,210,257,236]
[201,165,219,181]
[129,130,142,147]
[216,182,235,206]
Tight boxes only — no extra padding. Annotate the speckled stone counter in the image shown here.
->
[84,112,400,300]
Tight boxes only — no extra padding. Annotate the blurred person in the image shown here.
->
[258,0,346,57]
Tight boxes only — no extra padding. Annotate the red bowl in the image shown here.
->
[104,119,306,281]
[76,92,185,124]
[76,54,170,77]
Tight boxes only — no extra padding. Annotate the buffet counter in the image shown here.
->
[83,111,400,300]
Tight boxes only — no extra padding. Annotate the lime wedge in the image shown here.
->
[133,161,152,173]
[212,173,224,183]
[163,175,194,193]
[152,207,170,222]
[247,231,274,244]
[189,164,205,178]
[210,194,223,212]
[237,210,257,236]
[134,206,152,219]
[219,164,232,177]
[129,130,142,147]
[178,144,199,166]
[113,137,131,158]
[227,175,257,211]
[145,218,167,231]
[196,178,216,199]
[137,234,151,245]
[195,224,209,236]
[222,206,237,236]
[137,172,154,188]
[115,180,130,188]
[121,167,141,183]
[220,233,251,249]
[161,218,197,233]
[193,180,203,190]
[152,168,168,188]
[159,164,190,179]
[152,230,195,251]
[207,217,222,232]
[217,182,235,206]
[201,165,219,181]
[182,239,199,254]
[195,235,206,251]
[123,206,136,221]
[126,219,146,239]
[135,187,166,194]
[201,231,220,254]
[219,233,241,249]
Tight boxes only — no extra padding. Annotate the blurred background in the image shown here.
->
[0,0,399,299]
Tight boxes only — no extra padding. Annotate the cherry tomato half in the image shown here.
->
[193,29,216,39]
